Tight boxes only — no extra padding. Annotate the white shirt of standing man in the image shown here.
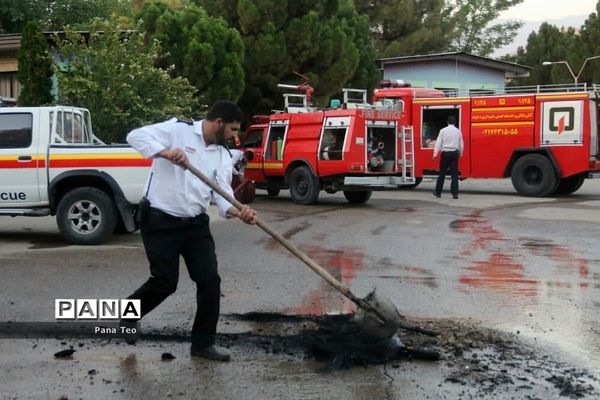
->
[433,123,464,159]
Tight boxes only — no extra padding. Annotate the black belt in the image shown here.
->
[148,207,206,223]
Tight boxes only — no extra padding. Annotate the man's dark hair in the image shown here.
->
[206,100,243,123]
[447,115,456,125]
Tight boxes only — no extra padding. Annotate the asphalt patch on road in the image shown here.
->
[219,313,599,399]
[15,314,599,398]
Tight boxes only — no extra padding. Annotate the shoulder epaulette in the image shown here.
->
[176,116,193,125]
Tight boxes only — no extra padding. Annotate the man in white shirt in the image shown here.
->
[122,101,257,362]
[432,115,464,199]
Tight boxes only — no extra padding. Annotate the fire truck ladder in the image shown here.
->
[401,126,415,184]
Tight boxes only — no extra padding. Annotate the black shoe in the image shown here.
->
[119,319,139,345]
[432,191,441,198]
[191,345,230,362]
[452,195,459,199]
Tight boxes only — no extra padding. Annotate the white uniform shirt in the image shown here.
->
[127,118,234,218]
[433,123,464,158]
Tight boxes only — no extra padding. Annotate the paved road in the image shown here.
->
[1,178,599,399]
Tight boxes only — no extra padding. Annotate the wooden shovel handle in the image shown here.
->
[185,162,359,303]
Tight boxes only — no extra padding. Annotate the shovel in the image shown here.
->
[185,162,403,338]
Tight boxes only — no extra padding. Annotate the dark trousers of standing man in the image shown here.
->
[435,150,460,198]
[128,208,221,348]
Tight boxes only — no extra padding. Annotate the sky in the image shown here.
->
[493,0,598,56]
[498,0,597,21]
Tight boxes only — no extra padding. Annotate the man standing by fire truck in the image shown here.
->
[432,115,464,199]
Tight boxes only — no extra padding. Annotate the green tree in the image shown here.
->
[0,0,133,33]
[355,0,450,57]
[0,0,36,33]
[448,0,524,57]
[138,0,245,106]
[17,21,54,106]
[198,0,379,115]
[577,1,600,84]
[510,23,579,86]
[55,19,198,143]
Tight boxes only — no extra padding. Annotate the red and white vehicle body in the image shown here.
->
[372,81,600,196]
[0,106,151,244]
[239,89,416,204]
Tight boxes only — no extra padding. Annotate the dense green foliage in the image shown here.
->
[16,21,54,106]
[138,0,245,106]
[198,0,380,114]
[54,20,198,142]
[9,0,600,115]
[447,0,524,57]
[355,0,450,57]
[507,1,600,86]
[0,0,133,33]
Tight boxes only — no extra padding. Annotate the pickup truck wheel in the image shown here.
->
[343,190,372,204]
[267,188,280,197]
[56,187,117,245]
[511,154,558,197]
[289,166,320,205]
[554,174,585,195]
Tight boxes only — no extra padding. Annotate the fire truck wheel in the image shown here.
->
[56,187,117,245]
[343,190,372,204]
[267,188,280,197]
[289,166,320,205]
[511,154,558,197]
[554,174,585,196]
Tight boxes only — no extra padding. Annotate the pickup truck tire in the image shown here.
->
[343,190,372,204]
[56,187,117,245]
[289,166,320,205]
[511,154,558,197]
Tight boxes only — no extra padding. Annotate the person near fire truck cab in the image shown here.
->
[432,115,464,199]
[121,100,257,362]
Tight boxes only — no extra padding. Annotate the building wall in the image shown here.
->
[383,60,506,94]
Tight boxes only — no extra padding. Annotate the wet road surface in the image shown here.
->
[1,179,599,399]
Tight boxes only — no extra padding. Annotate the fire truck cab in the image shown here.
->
[239,88,417,204]
[373,80,600,197]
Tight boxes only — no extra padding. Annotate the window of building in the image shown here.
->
[0,72,19,100]
[0,113,33,148]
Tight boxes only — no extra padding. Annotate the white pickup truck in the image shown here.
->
[0,106,150,245]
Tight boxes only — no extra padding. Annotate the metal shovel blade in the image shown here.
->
[354,289,403,338]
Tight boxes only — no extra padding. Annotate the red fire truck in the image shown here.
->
[238,85,418,205]
[240,79,600,203]
[372,80,600,196]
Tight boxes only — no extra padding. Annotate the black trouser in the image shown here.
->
[128,208,220,348]
[435,150,460,196]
